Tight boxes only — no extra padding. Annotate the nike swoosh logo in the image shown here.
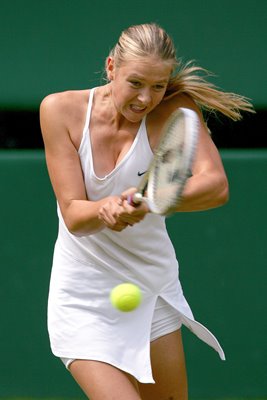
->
[137,171,147,176]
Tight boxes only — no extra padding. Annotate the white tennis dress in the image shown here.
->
[47,88,225,383]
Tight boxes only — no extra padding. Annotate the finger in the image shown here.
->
[98,207,117,226]
[122,199,149,215]
[120,187,137,200]
[109,221,129,231]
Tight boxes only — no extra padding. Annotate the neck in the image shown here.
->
[96,84,131,130]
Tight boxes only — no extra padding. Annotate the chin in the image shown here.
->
[129,116,144,123]
[128,109,148,122]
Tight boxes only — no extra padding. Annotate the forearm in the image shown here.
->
[176,172,229,212]
[62,198,109,236]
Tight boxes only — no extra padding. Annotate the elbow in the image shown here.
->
[65,215,102,237]
[67,224,95,237]
[68,227,88,237]
[61,201,104,236]
[65,219,91,237]
[216,176,229,207]
[61,209,86,236]
[65,218,85,237]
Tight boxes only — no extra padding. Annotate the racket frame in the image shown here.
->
[131,107,199,214]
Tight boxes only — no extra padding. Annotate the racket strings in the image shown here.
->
[148,110,198,214]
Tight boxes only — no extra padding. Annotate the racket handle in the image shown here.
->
[127,192,143,206]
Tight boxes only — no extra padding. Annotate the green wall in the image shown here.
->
[0,150,266,398]
[0,0,266,109]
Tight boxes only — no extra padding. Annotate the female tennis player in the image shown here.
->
[40,23,253,400]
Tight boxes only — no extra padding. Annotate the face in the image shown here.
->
[107,57,172,122]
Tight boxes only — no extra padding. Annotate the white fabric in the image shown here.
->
[47,88,225,384]
[60,296,182,370]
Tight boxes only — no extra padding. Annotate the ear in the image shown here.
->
[106,56,115,81]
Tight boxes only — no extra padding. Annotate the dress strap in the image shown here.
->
[79,88,96,154]
[82,88,96,136]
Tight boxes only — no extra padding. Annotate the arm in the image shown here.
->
[40,93,127,235]
[147,94,229,213]
[175,101,229,212]
[40,93,149,234]
[175,120,229,212]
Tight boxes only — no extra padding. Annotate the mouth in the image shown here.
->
[130,104,147,113]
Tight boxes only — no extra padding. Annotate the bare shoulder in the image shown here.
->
[150,94,202,129]
[40,89,89,124]
[160,93,203,118]
[147,93,208,150]
[40,90,89,149]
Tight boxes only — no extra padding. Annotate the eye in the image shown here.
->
[153,84,166,91]
[129,80,142,88]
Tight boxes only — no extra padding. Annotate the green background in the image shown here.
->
[0,0,266,109]
[0,0,266,398]
[0,151,266,398]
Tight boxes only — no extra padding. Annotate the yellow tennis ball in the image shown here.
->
[110,283,142,312]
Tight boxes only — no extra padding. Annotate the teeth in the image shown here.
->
[131,105,146,112]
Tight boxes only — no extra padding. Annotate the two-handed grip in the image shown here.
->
[127,192,143,206]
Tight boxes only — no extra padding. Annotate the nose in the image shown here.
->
[137,88,152,104]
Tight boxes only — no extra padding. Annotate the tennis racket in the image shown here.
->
[128,107,199,215]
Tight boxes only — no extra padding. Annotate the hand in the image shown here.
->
[119,187,150,225]
[98,191,149,232]
[98,196,128,232]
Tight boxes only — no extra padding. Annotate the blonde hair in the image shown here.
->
[109,23,254,120]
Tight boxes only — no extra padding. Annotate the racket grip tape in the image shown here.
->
[127,192,143,206]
